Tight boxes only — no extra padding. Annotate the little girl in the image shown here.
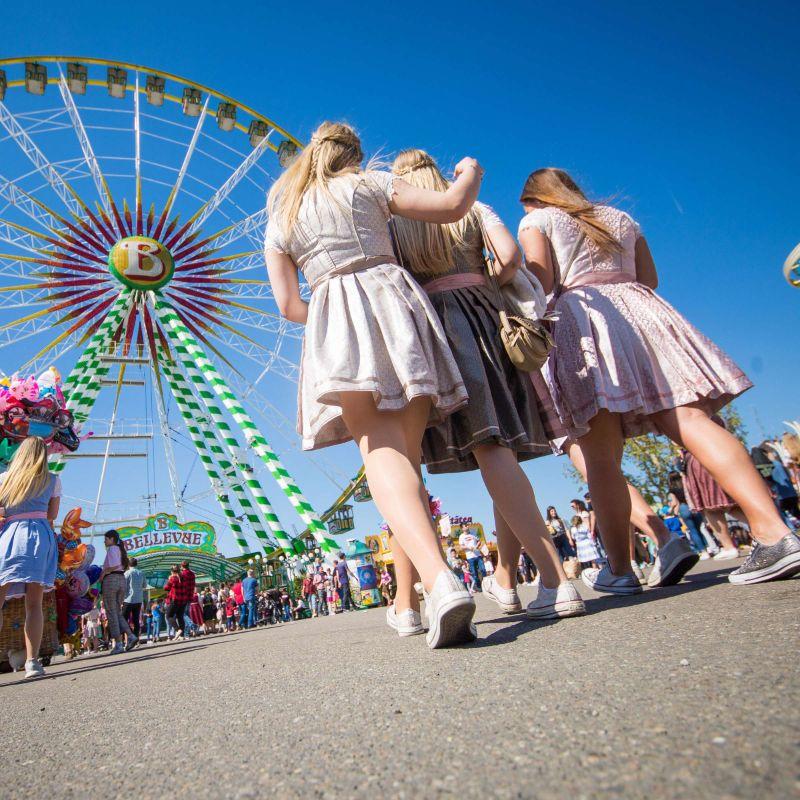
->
[518,167,799,590]
[571,516,601,571]
[326,579,336,616]
[0,436,61,679]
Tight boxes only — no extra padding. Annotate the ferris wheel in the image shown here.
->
[0,56,366,556]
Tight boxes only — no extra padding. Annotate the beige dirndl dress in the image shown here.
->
[264,170,468,450]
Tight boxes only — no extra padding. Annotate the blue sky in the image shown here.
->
[2,1,798,556]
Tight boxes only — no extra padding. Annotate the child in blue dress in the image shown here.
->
[0,437,62,679]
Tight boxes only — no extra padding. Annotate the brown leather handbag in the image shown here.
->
[479,217,554,372]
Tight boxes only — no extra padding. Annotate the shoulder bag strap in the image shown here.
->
[475,209,512,322]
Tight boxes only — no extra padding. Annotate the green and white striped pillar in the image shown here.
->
[152,300,303,553]
[154,298,337,553]
[160,350,276,555]
[51,292,133,474]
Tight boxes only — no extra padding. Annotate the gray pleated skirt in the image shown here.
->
[421,284,553,473]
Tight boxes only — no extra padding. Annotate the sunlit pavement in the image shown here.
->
[0,558,797,800]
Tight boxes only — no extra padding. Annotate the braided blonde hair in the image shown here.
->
[267,121,363,236]
[519,168,622,256]
[391,149,480,279]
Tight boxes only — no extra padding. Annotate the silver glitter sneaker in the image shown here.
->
[728,533,800,585]
[423,569,477,649]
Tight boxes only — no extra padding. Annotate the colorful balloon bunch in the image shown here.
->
[54,508,100,637]
[0,368,84,464]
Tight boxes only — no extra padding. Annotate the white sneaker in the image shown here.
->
[481,574,522,613]
[715,547,740,560]
[648,535,699,587]
[527,582,586,619]
[699,552,710,560]
[386,605,425,637]
[581,565,643,595]
[24,658,45,679]
[630,560,646,584]
[423,569,477,649]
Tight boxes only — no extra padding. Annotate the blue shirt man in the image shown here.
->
[242,571,259,628]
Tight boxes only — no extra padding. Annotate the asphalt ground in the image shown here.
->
[0,557,797,800]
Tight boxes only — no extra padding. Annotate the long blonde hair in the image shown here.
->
[519,168,622,256]
[0,436,51,509]
[391,149,480,279]
[267,121,364,237]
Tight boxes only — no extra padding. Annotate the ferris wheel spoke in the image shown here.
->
[0,173,62,234]
[0,315,56,351]
[220,306,304,340]
[175,137,271,248]
[21,328,85,373]
[190,207,269,254]
[152,96,211,239]
[0,283,50,308]
[209,328,299,382]
[0,253,44,278]
[0,100,86,219]
[133,73,143,235]
[56,68,125,235]
[0,218,48,255]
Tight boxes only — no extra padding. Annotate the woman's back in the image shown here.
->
[521,204,639,286]
[265,171,398,288]
[0,471,58,516]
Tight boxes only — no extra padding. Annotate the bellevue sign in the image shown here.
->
[117,513,217,557]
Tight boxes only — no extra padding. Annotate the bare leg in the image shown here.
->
[474,444,566,589]
[385,417,428,615]
[568,442,671,548]
[339,394,449,591]
[575,411,632,575]
[24,584,44,662]
[388,533,421,614]
[493,504,522,590]
[704,509,737,550]
[653,405,790,545]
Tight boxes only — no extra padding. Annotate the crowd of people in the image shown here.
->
[59,551,375,658]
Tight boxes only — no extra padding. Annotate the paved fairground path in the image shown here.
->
[0,559,797,800]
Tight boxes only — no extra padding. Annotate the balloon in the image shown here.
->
[86,587,99,600]
[80,543,95,569]
[61,507,91,541]
[65,570,89,598]
[69,596,94,615]
[86,564,102,585]
[65,615,78,636]
[59,543,86,571]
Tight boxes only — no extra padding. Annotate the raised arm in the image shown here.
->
[265,251,309,324]
[634,237,658,289]
[518,228,556,294]
[483,220,523,286]
[388,158,483,223]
